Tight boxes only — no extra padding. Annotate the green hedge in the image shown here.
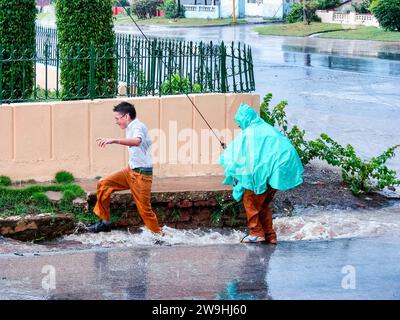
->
[55,0,117,99]
[373,0,400,31]
[0,0,36,102]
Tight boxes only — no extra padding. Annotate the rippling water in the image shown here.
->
[56,203,400,249]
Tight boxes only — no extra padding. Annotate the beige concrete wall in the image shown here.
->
[0,93,259,181]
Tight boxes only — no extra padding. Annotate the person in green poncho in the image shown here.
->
[218,103,304,244]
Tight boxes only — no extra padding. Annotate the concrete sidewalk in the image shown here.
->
[77,175,232,195]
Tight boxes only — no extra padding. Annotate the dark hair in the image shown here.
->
[113,101,136,120]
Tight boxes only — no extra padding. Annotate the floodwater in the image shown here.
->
[1,203,400,300]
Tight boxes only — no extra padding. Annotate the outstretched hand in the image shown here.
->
[96,137,115,148]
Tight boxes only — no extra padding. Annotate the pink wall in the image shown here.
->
[0,93,260,181]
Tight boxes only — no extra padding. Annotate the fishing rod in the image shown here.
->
[117,0,226,149]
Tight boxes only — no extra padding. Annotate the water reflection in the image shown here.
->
[216,244,276,300]
[0,244,277,300]
[282,44,400,75]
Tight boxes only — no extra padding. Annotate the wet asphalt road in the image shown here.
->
[1,234,400,300]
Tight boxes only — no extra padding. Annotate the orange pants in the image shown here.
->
[242,188,277,241]
[94,167,162,234]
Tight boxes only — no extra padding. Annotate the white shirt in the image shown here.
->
[126,118,153,169]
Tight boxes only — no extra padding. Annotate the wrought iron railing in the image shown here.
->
[0,26,254,104]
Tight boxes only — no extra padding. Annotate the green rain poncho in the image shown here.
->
[218,103,304,201]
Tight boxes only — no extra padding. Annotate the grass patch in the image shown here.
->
[74,210,98,225]
[0,184,85,218]
[254,22,400,42]
[0,176,12,187]
[254,22,353,37]
[317,26,400,42]
[114,15,246,27]
[55,170,75,184]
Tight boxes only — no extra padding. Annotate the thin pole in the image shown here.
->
[117,1,226,149]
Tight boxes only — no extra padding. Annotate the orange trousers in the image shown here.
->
[242,188,277,241]
[93,167,162,234]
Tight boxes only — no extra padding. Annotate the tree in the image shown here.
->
[352,0,372,13]
[0,0,36,102]
[302,0,319,25]
[317,0,340,10]
[372,0,400,31]
[55,0,117,99]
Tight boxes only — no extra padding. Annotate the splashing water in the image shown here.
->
[62,226,246,248]
[274,206,400,241]
[60,204,400,247]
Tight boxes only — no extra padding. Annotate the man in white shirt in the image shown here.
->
[88,101,163,235]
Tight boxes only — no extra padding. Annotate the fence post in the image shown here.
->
[243,43,249,92]
[238,42,243,92]
[56,45,60,98]
[45,41,49,99]
[220,41,227,93]
[157,42,163,97]
[199,41,204,89]
[10,46,15,101]
[231,42,236,92]
[248,47,255,91]
[125,35,131,96]
[150,39,156,95]
[89,41,95,99]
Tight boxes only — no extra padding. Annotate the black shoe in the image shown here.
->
[87,221,111,233]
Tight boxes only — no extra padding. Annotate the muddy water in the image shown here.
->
[1,204,400,299]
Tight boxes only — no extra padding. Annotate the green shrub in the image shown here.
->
[131,0,160,19]
[55,0,117,99]
[31,192,51,207]
[352,0,372,13]
[55,171,75,184]
[303,0,320,24]
[260,93,400,195]
[161,0,185,19]
[373,0,400,31]
[317,0,340,10]
[0,0,36,102]
[160,73,203,94]
[0,175,12,187]
[286,3,303,23]
[114,0,129,6]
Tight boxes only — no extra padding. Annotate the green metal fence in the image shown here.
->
[0,26,255,104]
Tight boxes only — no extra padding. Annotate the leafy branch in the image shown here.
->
[260,93,400,195]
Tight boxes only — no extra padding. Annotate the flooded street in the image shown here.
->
[1,203,400,299]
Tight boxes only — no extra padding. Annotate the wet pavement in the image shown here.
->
[1,203,400,300]
[1,233,400,300]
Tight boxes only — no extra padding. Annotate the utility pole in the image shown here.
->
[232,0,236,24]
